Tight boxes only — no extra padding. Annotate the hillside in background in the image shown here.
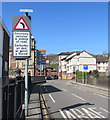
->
[46,54,59,71]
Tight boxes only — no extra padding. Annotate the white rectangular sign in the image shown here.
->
[13,31,31,58]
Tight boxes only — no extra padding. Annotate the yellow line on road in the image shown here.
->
[41,94,49,120]
[76,84,110,97]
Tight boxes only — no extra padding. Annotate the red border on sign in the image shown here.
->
[14,17,30,30]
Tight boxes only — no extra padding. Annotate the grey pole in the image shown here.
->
[25,58,28,116]
[82,71,84,84]
[19,9,33,117]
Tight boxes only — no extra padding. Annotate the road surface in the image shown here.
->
[41,79,110,120]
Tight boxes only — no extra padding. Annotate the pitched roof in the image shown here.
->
[66,51,81,61]
[66,50,95,61]
[96,57,108,62]
[60,51,81,60]
[58,52,75,55]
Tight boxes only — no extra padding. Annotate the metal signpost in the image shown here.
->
[73,66,76,82]
[12,13,31,116]
[83,65,88,84]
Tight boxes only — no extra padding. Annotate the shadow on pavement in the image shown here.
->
[30,84,40,94]
[41,85,62,94]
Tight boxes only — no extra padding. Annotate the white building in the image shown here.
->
[58,52,74,79]
[59,51,97,79]
[96,56,108,76]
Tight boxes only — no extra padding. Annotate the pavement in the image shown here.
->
[26,82,49,120]
[70,80,109,92]
[26,84,41,119]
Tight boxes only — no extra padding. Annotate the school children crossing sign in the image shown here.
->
[12,16,31,59]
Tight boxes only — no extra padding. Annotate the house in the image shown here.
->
[59,50,96,79]
[58,52,74,79]
[96,56,108,76]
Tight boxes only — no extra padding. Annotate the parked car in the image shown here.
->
[53,75,58,79]
[46,76,52,80]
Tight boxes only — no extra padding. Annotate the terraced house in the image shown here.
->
[59,50,97,79]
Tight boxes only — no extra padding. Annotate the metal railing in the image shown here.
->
[2,77,25,120]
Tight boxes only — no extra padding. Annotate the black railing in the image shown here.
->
[2,77,25,120]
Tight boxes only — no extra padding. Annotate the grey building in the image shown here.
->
[0,17,10,120]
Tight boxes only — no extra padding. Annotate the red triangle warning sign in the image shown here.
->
[14,17,30,30]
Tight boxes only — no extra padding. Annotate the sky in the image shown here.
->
[1,2,108,55]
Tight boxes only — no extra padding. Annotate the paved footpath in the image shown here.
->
[26,84,41,119]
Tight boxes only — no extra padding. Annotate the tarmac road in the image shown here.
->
[41,79,110,120]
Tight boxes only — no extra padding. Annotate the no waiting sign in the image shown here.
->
[13,31,31,58]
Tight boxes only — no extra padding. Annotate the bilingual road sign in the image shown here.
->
[83,65,88,70]
[13,31,31,58]
[12,16,31,59]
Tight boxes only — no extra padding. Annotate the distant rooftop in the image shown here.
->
[58,51,80,55]
[96,57,108,62]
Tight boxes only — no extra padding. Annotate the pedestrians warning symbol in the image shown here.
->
[14,17,30,30]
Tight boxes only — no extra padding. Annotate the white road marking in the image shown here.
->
[49,94,55,103]
[70,109,89,119]
[88,107,106,118]
[62,89,67,91]
[100,108,110,114]
[59,107,106,119]
[82,108,102,118]
[93,93,108,99]
[59,109,67,119]
[71,93,86,101]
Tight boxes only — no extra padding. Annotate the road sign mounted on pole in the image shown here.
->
[83,65,88,70]
[13,31,31,57]
[14,17,30,30]
[12,16,31,59]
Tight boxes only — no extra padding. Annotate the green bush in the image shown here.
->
[76,71,82,82]
[76,71,88,83]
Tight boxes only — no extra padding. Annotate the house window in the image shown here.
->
[103,67,105,70]
[67,66,69,71]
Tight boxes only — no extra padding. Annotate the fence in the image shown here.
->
[2,77,25,120]
[76,72,110,88]
[31,76,46,84]
[87,75,110,88]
